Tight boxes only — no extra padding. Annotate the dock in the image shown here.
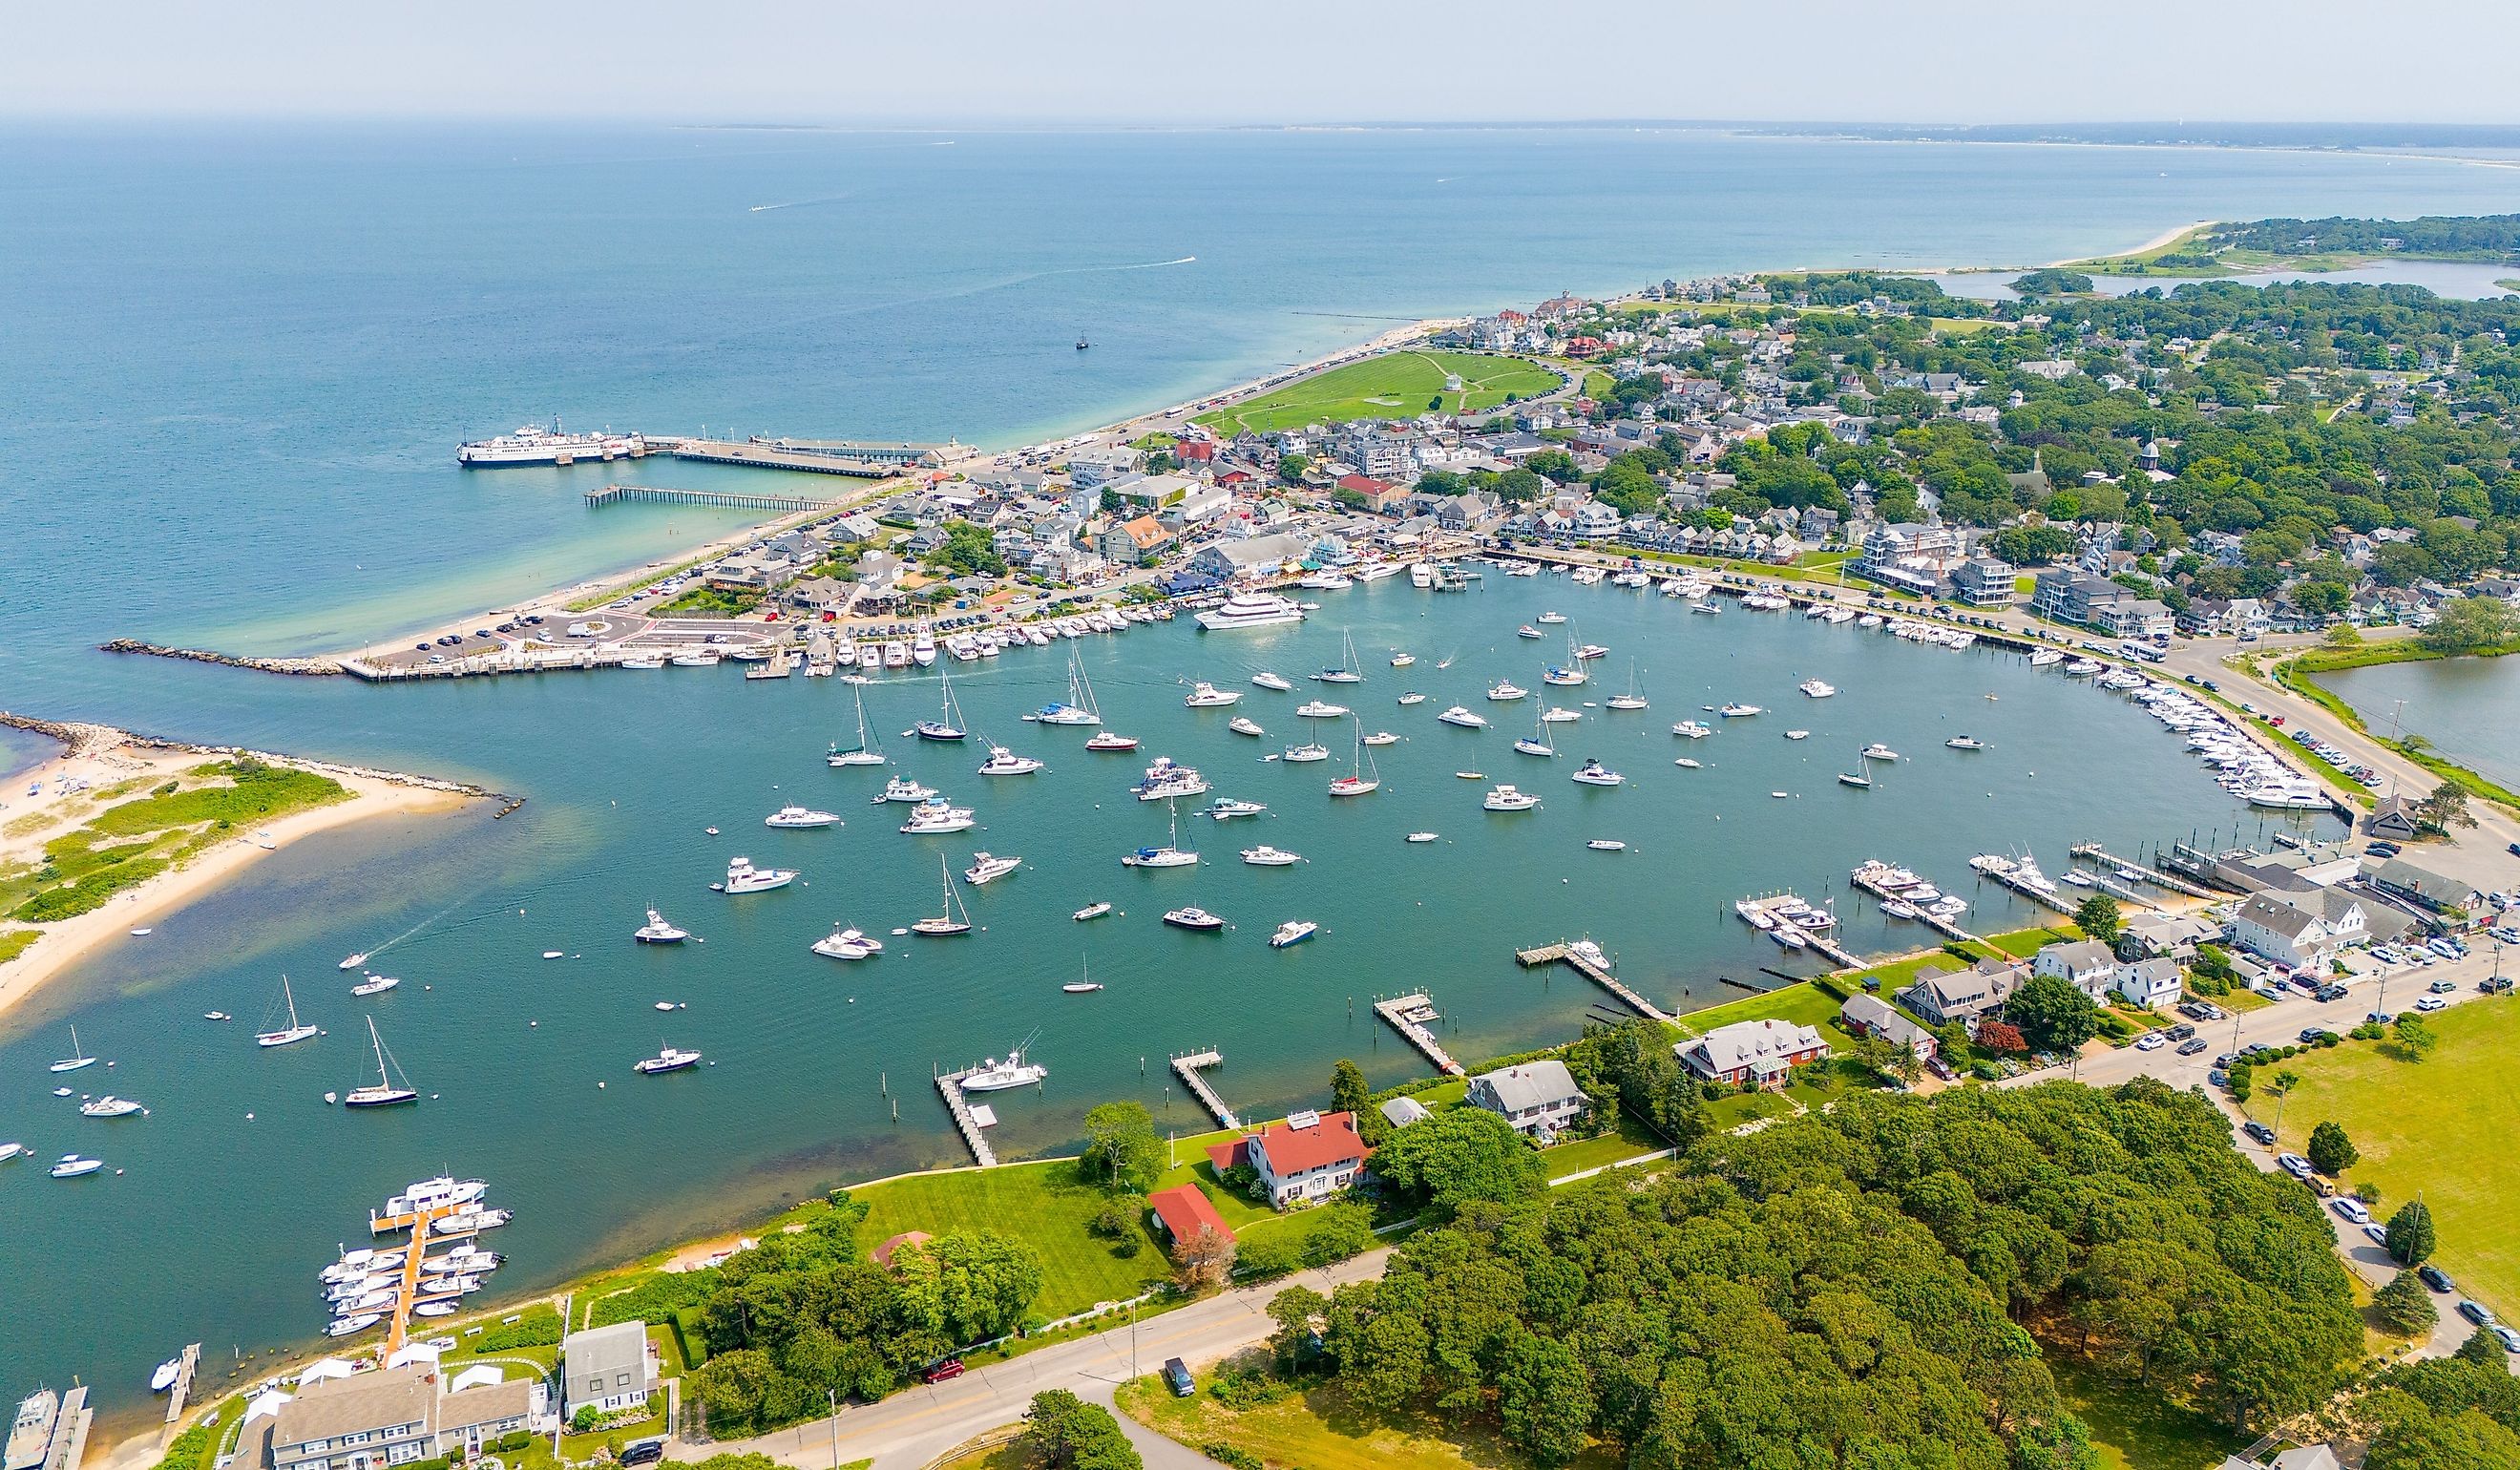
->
[43,1389,89,1470]
[585,483,841,513]
[1169,1050,1238,1127]
[157,1345,200,1443]
[2068,842,2216,899]
[1847,860,1979,944]
[1967,854,2081,915]
[366,1193,499,1354]
[1515,941,1672,1022]
[934,1068,998,1167]
[1373,994,1466,1077]
[668,437,958,477]
[1730,893,1859,967]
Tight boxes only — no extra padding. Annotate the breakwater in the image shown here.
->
[98,640,344,676]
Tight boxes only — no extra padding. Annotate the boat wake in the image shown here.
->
[748,194,855,214]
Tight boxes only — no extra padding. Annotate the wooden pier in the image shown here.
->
[1968,855,2081,915]
[2068,842,2216,899]
[668,438,940,477]
[45,1389,90,1470]
[157,1345,200,1442]
[1373,994,1465,1077]
[1515,941,1672,1023]
[934,1068,998,1167]
[1730,894,1859,967]
[1847,861,1980,944]
[586,483,840,513]
[1169,1051,1238,1127]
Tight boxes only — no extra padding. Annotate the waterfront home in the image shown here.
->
[2089,597,2174,640]
[2113,956,2185,1010]
[1377,1095,1432,1130]
[2226,892,2366,969]
[561,1321,659,1419]
[262,1365,434,1470]
[1855,522,1961,595]
[2121,910,2218,958]
[431,1377,536,1460]
[1465,1060,1587,1141]
[1098,515,1173,566]
[1189,532,1308,582]
[1208,1110,1370,1209]
[1675,1018,1828,1088]
[1064,446,1141,489]
[2032,939,2121,1004]
[1950,556,2019,607]
[1897,957,2026,1028]
[1838,995,1937,1061]
[788,577,852,615]
[1144,1183,1233,1257]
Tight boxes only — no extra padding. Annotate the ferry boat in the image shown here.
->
[634,1047,703,1076]
[1228,716,1264,737]
[962,852,1022,885]
[1482,784,1540,811]
[350,974,402,997]
[1437,705,1488,728]
[898,801,977,834]
[1162,907,1227,932]
[1195,592,1305,631]
[765,805,842,828]
[1570,759,1625,787]
[255,980,320,1048]
[1184,682,1241,708]
[716,856,798,892]
[875,775,939,803]
[960,1044,1048,1091]
[1131,757,1209,801]
[1240,845,1302,866]
[1250,671,1293,692]
[1083,730,1142,752]
[1270,920,1318,949]
[457,421,644,467]
[811,925,883,959]
[1799,680,1838,699]
[976,746,1045,776]
[1281,743,1331,763]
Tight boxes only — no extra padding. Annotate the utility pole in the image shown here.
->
[827,1390,840,1470]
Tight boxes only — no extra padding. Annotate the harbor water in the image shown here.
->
[0,122,2503,1420]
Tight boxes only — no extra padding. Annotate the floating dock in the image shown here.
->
[43,1389,90,1470]
[1373,994,1465,1077]
[1730,893,1858,967]
[586,483,841,513]
[1967,854,2080,915]
[1515,941,1672,1022]
[158,1345,200,1442]
[1847,860,1979,944]
[934,1068,998,1167]
[1169,1050,1238,1127]
[2068,842,2216,899]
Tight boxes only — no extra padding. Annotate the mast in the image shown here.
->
[368,1017,388,1085]
[284,975,301,1028]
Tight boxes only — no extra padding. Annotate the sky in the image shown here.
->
[4,0,2514,126]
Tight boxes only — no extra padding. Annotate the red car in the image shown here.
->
[918,1358,966,1384]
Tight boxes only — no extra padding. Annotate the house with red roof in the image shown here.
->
[1334,473,1406,514]
[1206,1110,1370,1208]
[1144,1184,1232,1256]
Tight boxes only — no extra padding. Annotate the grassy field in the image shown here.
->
[1670,979,1846,1041]
[1192,351,1560,436]
[1,760,350,924]
[856,1159,1170,1317]
[2258,998,2520,1315]
[1119,1371,1622,1470]
[2048,1355,2245,1470]
[1541,1112,1671,1178]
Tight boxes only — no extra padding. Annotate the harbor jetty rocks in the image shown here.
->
[100,639,344,676]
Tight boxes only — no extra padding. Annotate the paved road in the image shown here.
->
[708,1250,1390,1470]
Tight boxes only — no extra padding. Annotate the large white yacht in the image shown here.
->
[633,909,689,944]
[716,857,797,893]
[1194,592,1304,631]
[764,805,842,829]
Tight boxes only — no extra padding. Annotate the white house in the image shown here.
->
[2033,939,2120,1003]
[560,1321,658,1419]
[1464,1060,1587,1141]
[2227,892,2366,969]
[1213,1110,1370,1209]
[2112,956,2184,1009]
[1676,1019,1828,1088]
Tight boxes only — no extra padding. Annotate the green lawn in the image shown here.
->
[1119,1371,1623,1470]
[2048,1355,2245,1470]
[1670,980,1847,1044]
[856,1159,1169,1317]
[1542,1112,1672,1179]
[1193,351,1561,436]
[2258,998,2520,1316]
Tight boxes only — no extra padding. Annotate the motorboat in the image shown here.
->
[255,980,319,1049]
[1241,845,1303,866]
[668,649,722,668]
[1671,720,1712,739]
[2028,649,2067,667]
[1437,706,1488,728]
[1880,899,1920,919]
[1203,798,1269,819]
[812,925,884,959]
[1250,671,1293,692]
[50,1154,104,1179]
[1859,744,1900,762]
[898,801,977,835]
[1542,707,1581,724]
[1132,756,1209,801]
[1185,681,1242,708]
[1228,716,1264,737]
[1406,831,1438,843]
[1517,625,1544,640]
[1570,759,1625,787]
[1690,598,1723,614]
[2064,659,2105,678]
[875,775,939,803]
[324,1312,384,1337]
[912,854,975,935]
[1486,681,1527,702]
[1785,729,1810,741]
[1072,902,1112,922]
[1163,907,1227,932]
[1719,703,1762,718]
[1269,920,1318,949]
[1673,757,1702,768]
[635,1046,703,1076]
[342,1018,419,1107]
[79,1096,142,1118]
[1362,730,1398,746]
[0,1144,22,1166]
[1281,743,1331,763]
[1083,730,1142,752]
[976,746,1045,776]
[350,974,401,998]
[1537,611,1566,624]
[1483,785,1540,811]
[337,952,368,971]
[1586,839,1627,851]
[634,909,689,944]
[963,851,1022,886]
[1195,592,1305,631]
[1574,643,1608,661]
[1396,692,1427,705]
[1295,700,1350,719]
[386,1177,484,1213]
[1799,680,1838,699]
[150,1357,184,1393]
[1390,652,1416,667]
[1945,735,1984,750]
[960,1044,1049,1090]
[765,805,842,828]
[716,856,798,892]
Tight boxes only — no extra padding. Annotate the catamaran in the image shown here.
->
[828,685,887,766]
[912,854,975,935]
[255,978,320,1048]
[342,1018,419,1107]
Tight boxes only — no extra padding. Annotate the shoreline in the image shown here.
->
[0,718,492,1031]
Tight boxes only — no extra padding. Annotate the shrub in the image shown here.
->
[1208,1364,1290,1411]
[1235,1234,1300,1280]
[475,1304,564,1352]
[1203,1445,1264,1470]
[1089,1207,1133,1240]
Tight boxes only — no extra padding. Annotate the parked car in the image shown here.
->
[2175,1038,2211,1057]
[2416,995,2448,1014]
[619,1442,665,1468]
[2363,1222,2390,1247]
[2166,1022,2198,1041]
[2315,983,2349,1002]
[2368,1011,2398,1025]
[1164,1357,1195,1397]
[2496,1326,2520,1355]
[2483,976,2514,995]
[2421,1265,2456,1293]
[2459,1299,2498,1328]
[2332,1197,2371,1226]
[2371,946,2405,966]
[2242,1121,2277,1145]
[2207,1068,2231,1088]
[2298,1027,2335,1044]
[2134,1031,2168,1052]
[2277,1154,2315,1180]
[2429,977,2458,995]
[918,1357,966,1384]
[2367,842,2403,858]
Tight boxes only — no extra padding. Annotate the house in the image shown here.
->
[1898,957,2026,1027]
[560,1321,658,1419]
[1675,1018,1828,1087]
[1950,556,2018,606]
[2226,892,2365,968]
[1064,446,1140,489]
[265,1365,435,1470]
[1334,474,1408,514]
[1208,1110,1370,1209]
[2113,956,2184,1009]
[2033,939,2120,1003]
[2122,910,2218,958]
[1097,515,1173,565]
[788,576,851,614]
[1188,532,1308,582]
[2217,1446,2342,1470]
[2089,597,2174,640]
[2368,856,2480,915]
[2365,794,2425,841]
[431,1378,536,1460]
[1377,1096,1432,1130]
[1465,1060,1587,1141]
[1144,1184,1232,1255]
[1839,994,1937,1060]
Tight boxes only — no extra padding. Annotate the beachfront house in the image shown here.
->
[1950,556,2019,607]
[560,1321,658,1419]
[263,1365,435,1470]
[1208,1110,1370,1209]
[2112,956,2185,1009]
[2226,892,2364,969]
[1675,1019,1827,1088]
[2032,939,2120,1003]
[1464,1060,1587,1141]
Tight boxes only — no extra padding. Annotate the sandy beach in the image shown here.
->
[0,724,477,1029]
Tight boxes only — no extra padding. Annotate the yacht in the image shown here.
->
[1517,625,1544,640]
[963,851,1022,885]
[634,1047,703,1076]
[342,1018,419,1108]
[1250,671,1293,692]
[875,775,938,804]
[1541,664,1586,686]
[1184,681,1241,708]
[1537,611,1566,625]
[255,980,320,1048]
[912,626,937,667]
[1072,902,1112,922]
[1799,680,1838,699]
[350,974,401,998]
[1570,759,1625,787]
[718,855,799,892]
[50,1024,100,1072]
[50,1155,104,1179]
[1718,703,1763,718]
[1486,681,1527,702]
[1294,699,1350,719]
[1195,592,1305,631]
[1131,757,1209,801]
[2063,659,2105,678]
[765,805,842,829]
[1542,707,1581,724]
[828,685,887,766]
[1390,651,1416,667]
[1295,571,1352,591]
[1409,562,1435,588]
[1944,735,1984,750]
[323,1312,383,1337]
[1671,720,1712,739]
[1437,705,1488,728]
[1587,839,1627,851]
[78,1096,142,1118]
[1690,599,1722,615]
[1162,907,1227,932]
[1203,798,1269,819]
[1406,831,1438,843]
[1228,716,1264,737]
[1396,691,1427,705]
[1083,730,1142,752]
[912,855,975,935]
[1269,920,1318,949]
[976,746,1046,776]
[914,664,969,741]
[1240,845,1303,866]
[1483,784,1540,811]
[898,801,977,835]
[1281,743,1331,763]
[2028,649,2066,667]
[1574,643,1608,661]
[1362,730,1398,746]
[811,925,884,960]
[960,1044,1048,1090]
[881,640,912,669]
[1859,744,1900,762]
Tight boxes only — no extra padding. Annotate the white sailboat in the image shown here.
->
[911,853,975,935]
[914,662,968,742]
[49,1025,99,1073]
[1605,662,1648,711]
[1329,720,1380,796]
[255,977,320,1048]
[1122,802,1199,868]
[1313,632,1364,684]
[1514,692,1556,758]
[1031,650,1103,725]
[342,1018,418,1107]
[828,684,887,766]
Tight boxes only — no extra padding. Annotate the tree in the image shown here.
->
[1081,1101,1165,1193]
[2387,1199,2437,1266]
[2393,1014,2440,1060]
[1496,1330,1596,1467]
[2453,1326,2508,1366]
[1023,1391,1142,1470]
[2324,621,2365,647]
[2073,893,2124,947]
[1276,452,1310,485]
[2006,972,2104,1054]
[2417,595,2519,654]
[1268,1285,1329,1371]
[891,1230,1043,1344]
[1367,1106,1547,1220]
[1171,1224,1236,1293]
[1299,1202,1375,1268]
[1331,1060,1384,1144]
[2375,1270,2441,1337]
[2266,1068,2304,1134]
[1975,1020,2028,1056]
[2308,1121,2360,1177]
[2416,782,2476,833]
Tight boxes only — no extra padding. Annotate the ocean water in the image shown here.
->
[1,123,2510,1425]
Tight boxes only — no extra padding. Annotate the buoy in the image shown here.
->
[530,1020,538,1027]
[598,1081,606,1089]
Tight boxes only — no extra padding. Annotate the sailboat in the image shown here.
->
[1605,662,1648,711]
[911,853,975,935]
[828,685,886,766]
[1838,751,1875,789]
[255,977,320,1048]
[1031,649,1102,725]
[1122,801,1199,867]
[1513,689,1557,758]
[1329,719,1380,796]
[1313,631,1363,684]
[49,1025,98,1074]
[1061,955,1102,994]
[914,663,968,742]
[343,1018,419,1107]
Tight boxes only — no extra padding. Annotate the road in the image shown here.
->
[707,1250,1390,1470]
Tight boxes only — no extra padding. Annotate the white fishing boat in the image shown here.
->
[912,854,975,935]
[875,775,939,804]
[765,805,842,828]
[1537,611,1566,625]
[829,685,888,766]
[1269,920,1317,949]
[1250,671,1293,692]
[1586,839,1627,851]
[50,1154,104,1179]
[1437,705,1488,728]
[1071,902,1112,922]
[897,800,977,835]
[1671,720,1712,739]
[255,980,319,1049]
[1406,831,1438,843]
[1228,716,1264,737]
[50,1024,101,1072]
[0,1144,22,1166]
[1241,845,1303,866]
[2028,649,2067,667]
[337,952,368,971]
[634,909,689,944]
[1945,735,1984,750]
[1673,757,1702,768]
[1570,759,1624,787]
[1281,742,1331,763]
[960,1041,1049,1090]
[811,924,884,959]
[1295,699,1350,719]
[634,1046,703,1076]
[1390,651,1415,667]
[1799,680,1838,699]
[976,746,1046,776]
[1184,681,1242,708]
[350,974,401,998]
[1517,624,1544,640]
[1485,681,1527,702]
[1362,730,1398,746]
[342,1018,419,1107]
[1483,784,1540,811]
[667,649,721,668]
[1204,798,1269,819]
[1719,703,1762,718]
[716,856,798,892]
[1542,707,1581,724]
[1396,691,1427,705]
[963,851,1021,885]
[78,1096,142,1118]
[1859,744,1900,762]
[1785,729,1810,741]
[1162,907,1227,932]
